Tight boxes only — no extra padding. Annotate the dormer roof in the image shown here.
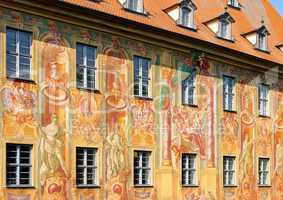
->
[60,0,283,65]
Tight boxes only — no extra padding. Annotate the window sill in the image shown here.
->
[134,184,154,188]
[177,24,197,32]
[124,7,148,16]
[223,185,238,188]
[224,109,237,114]
[254,47,271,54]
[258,184,271,187]
[182,103,198,108]
[77,86,101,93]
[6,185,35,189]
[216,35,235,43]
[259,114,271,118]
[7,76,35,84]
[77,185,101,189]
[182,184,199,187]
[134,95,153,101]
[228,4,241,10]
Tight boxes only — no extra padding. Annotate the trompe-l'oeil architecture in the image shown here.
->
[0,0,282,199]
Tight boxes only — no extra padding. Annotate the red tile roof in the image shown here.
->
[62,0,283,65]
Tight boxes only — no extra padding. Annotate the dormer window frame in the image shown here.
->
[255,26,270,52]
[217,13,235,41]
[124,0,147,15]
[227,0,241,9]
[177,0,197,30]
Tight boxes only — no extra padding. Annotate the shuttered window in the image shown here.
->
[76,43,97,90]
[182,154,197,186]
[134,151,151,186]
[133,56,151,97]
[76,147,98,186]
[6,28,32,80]
[6,144,32,187]
[223,156,236,186]
[223,76,235,111]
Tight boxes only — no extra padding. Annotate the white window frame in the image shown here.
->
[258,84,270,117]
[223,156,236,186]
[76,43,97,90]
[76,147,98,187]
[223,75,236,112]
[6,27,32,80]
[182,70,197,106]
[126,0,144,13]
[218,19,232,40]
[6,144,32,187]
[228,0,240,8]
[258,158,270,186]
[133,56,151,98]
[133,151,152,186]
[257,32,268,51]
[181,153,197,186]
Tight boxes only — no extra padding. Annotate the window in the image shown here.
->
[177,1,196,29]
[76,43,97,90]
[126,0,144,13]
[228,0,240,8]
[6,28,32,80]
[223,76,236,111]
[182,154,197,186]
[181,7,190,27]
[134,151,152,186]
[133,56,151,97]
[76,147,98,187]
[6,144,32,187]
[218,19,232,40]
[182,70,196,105]
[259,84,269,116]
[258,158,270,186]
[257,33,267,51]
[223,156,236,186]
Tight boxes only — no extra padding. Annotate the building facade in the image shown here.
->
[0,0,283,199]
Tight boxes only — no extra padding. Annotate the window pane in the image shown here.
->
[77,66,85,88]
[7,29,17,53]
[76,148,97,186]
[19,31,31,56]
[134,151,151,185]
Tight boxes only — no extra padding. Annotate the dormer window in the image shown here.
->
[258,33,267,51]
[217,13,234,41]
[256,27,269,51]
[228,0,240,9]
[177,0,196,29]
[243,25,270,52]
[219,20,229,38]
[125,0,145,14]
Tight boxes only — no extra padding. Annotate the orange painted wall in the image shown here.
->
[0,6,282,200]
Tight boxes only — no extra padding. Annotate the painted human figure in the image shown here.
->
[106,124,126,178]
[40,114,67,185]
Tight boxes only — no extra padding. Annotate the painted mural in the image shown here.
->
[0,6,282,200]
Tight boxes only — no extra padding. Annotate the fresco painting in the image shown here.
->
[0,7,282,200]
